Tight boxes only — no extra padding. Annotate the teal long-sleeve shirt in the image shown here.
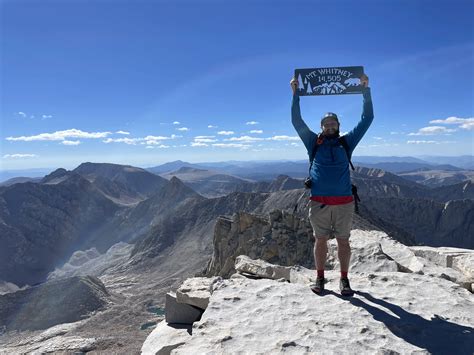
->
[291,88,374,196]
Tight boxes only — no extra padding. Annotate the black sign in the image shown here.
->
[294,66,365,96]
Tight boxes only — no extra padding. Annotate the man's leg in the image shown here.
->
[336,237,351,273]
[314,236,329,272]
[311,236,328,294]
[336,237,354,296]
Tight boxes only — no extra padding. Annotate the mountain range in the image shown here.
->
[0,160,473,353]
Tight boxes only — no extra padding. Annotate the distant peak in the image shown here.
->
[41,168,69,182]
[175,166,206,173]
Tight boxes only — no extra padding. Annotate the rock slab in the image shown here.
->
[165,292,204,325]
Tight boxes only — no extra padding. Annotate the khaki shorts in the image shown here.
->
[309,200,354,239]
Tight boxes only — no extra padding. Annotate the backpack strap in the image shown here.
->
[338,136,355,171]
[308,134,323,175]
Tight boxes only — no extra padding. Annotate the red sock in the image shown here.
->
[317,270,324,278]
[341,271,348,279]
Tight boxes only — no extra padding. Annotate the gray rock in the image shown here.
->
[452,254,474,281]
[176,277,222,310]
[141,320,191,355]
[327,232,399,272]
[235,255,291,280]
[0,281,21,295]
[172,270,474,354]
[409,246,472,267]
[205,210,314,278]
[165,292,203,325]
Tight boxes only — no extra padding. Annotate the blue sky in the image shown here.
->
[1,0,473,170]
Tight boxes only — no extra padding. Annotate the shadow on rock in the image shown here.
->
[334,290,473,355]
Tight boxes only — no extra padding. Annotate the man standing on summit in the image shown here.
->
[290,73,373,296]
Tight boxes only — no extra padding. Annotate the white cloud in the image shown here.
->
[290,143,299,147]
[429,116,474,125]
[191,142,208,147]
[212,143,251,149]
[173,121,181,125]
[408,126,456,136]
[373,137,383,140]
[246,121,259,125]
[194,138,218,143]
[208,125,217,128]
[177,127,190,131]
[195,135,215,139]
[144,144,169,149]
[3,153,38,158]
[103,137,141,145]
[217,131,235,135]
[429,116,474,131]
[390,132,400,135]
[17,112,27,118]
[407,140,437,144]
[145,135,179,140]
[250,130,263,134]
[6,129,112,142]
[226,136,264,142]
[116,130,130,135]
[42,114,53,119]
[266,135,300,141]
[61,140,81,146]
[103,134,179,146]
[460,122,474,130]
[144,140,163,145]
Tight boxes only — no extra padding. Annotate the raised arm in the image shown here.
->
[290,78,317,153]
[343,74,374,154]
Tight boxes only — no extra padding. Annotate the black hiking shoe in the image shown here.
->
[310,277,325,295]
[339,277,354,296]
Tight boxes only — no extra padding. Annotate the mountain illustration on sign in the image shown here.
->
[306,82,313,94]
[298,74,304,90]
[344,78,360,87]
[314,82,346,94]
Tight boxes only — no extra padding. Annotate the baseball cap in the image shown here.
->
[321,112,339,125]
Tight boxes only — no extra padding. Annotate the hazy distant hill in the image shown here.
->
[418,155,474,170]
[0,168,53,183]
[74,162,168,196]
[397,169,474,187]
[147,160,204,174]
[353,162,463,174]
[0,177,41,186]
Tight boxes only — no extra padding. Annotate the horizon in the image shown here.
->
[1,0,473,170]
[0,154,473,175]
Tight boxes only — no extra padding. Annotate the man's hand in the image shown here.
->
[360,74,369,88]
[290,77,298,95]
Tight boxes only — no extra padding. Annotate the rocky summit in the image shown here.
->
[143,229,474,355]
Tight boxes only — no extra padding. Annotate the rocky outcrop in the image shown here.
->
[145,255,474,354]
[175,277,223,310]
[141,321,191,355]
[206,215,473,291]
[205,210,314,278]
[0,276,109,331]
